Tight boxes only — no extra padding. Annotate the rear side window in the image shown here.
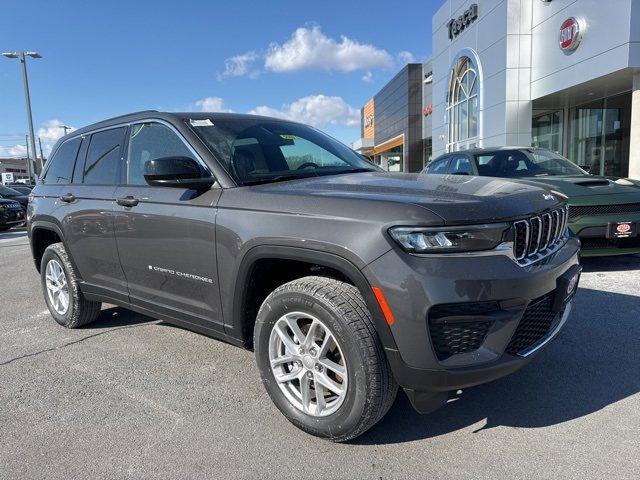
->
[82,127,126,185]
[126,123,196,185]
[42,137,81,184]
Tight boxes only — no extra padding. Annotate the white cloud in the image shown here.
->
[217,51,259,80]
[195,97,234,112]
[361,71,374,83]
[265,26,394,73]
[37,119,74,143]
[249,94,359,127]
[36,120,75,157]
[397,51,416,65]
[0,144,28,158]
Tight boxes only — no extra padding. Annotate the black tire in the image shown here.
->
[40,242,102,328]
[254,276,397,442]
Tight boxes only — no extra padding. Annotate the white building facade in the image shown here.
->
[431,0,640,178]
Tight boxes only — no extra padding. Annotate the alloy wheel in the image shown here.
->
[45,259,69,315]
[268,312,348,417]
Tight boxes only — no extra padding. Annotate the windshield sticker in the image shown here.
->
[189,119,214,127]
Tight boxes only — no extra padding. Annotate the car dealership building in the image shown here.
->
[353,0,640,179]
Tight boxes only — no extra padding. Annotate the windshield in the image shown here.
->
[0,185,23,197]
[189,118,378,185]
[9,186,32,195]
[475,149,587,178]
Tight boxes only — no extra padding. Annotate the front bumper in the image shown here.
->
[363,236,581,412]
[1,208,26,228]
[571,212,640,256]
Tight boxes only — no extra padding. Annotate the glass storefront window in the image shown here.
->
[532,110,563,153]
[446,56,479,151]
[568,92,631,177]
[602,93,631,177]
[569,100,604,174]
[374,146,403,172]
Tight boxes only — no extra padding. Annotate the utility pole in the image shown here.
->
[2,51,42,175]
[38,137,45,166]
[25,134,33,182]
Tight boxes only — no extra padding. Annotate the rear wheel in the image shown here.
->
[41,242,102,328]
[254,276,397,442]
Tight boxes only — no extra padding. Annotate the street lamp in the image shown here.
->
[58,124,71,136]
[2,51,42,179]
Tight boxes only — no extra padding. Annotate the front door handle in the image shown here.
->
[116,196,139,208]
[59,193,76,203]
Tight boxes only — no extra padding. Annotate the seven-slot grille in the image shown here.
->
[513,206,568,262]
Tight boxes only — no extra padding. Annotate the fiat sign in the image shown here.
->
[559,17,583,51]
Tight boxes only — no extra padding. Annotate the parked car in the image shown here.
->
[0,185,29,210]
[0,198,26,231]
[423,147,640,256]
[5,185,33,195]
[28,111,581,441]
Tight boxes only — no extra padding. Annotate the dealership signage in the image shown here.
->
[447,4,479,40]
[422,105,433,117]
[559,17,584,51]
[364,114,374,128]
[1,172,14,184]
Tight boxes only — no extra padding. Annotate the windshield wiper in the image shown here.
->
[242,171,318,186]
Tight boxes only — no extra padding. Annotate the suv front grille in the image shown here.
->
[581,236,640,250]
[505,292,558,356]
[513,206,568,264]
[569,203,640,219]
[429,302,498,361]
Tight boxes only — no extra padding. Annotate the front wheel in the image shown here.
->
[254,276,397,442]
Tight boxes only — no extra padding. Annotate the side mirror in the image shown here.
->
[143,156,215,189]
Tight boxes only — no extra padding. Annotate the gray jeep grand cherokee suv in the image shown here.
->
[28,111,581,441]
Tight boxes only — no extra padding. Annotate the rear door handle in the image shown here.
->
[116,196,139,208]
[59,193,76,203]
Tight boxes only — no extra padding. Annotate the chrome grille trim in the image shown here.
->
[552,210,561,242]
[528,216,542,255]
[513,220,530,260]
[513,206,569,265]
[540,213,552,251]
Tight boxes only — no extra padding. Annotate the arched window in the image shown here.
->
[447,56,479,151]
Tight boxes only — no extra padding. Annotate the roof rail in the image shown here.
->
[97,110,159,124]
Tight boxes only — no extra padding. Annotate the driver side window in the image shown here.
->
[127,123,196,185]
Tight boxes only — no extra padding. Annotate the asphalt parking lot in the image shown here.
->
[1,228,639,479]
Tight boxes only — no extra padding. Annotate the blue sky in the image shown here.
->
[1,0,444,157]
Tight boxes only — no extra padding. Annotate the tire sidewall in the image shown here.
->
[41,246,76,327]
[255,288,370,439]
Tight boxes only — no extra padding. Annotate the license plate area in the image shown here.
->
[552,264,582,313]
[607,221,636,239]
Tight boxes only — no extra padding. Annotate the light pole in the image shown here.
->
[59,124,71,136]
[2,51,42,178]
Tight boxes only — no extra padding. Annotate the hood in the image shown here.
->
[7,195,29,207]
[249,172,566,224]
[513,175,640,202]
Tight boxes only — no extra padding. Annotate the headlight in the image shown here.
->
[389,224,509,254]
